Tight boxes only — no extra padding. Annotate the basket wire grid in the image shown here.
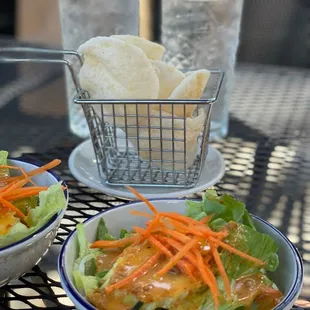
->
[0,47,223,188]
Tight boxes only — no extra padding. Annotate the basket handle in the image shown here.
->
[0,46,82,93]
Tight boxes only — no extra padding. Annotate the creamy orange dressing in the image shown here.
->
[88,289,135,310]
[234,273,283,309]
[96,250,122,272]
[0,208,18,235]
[88,242,201,310]
[88,242,282,310]
[109,243,200,303]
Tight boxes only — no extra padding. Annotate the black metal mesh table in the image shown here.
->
[0,63,309,309]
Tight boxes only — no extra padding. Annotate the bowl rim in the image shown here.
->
[58,198,303,310]
[0,159,68,255]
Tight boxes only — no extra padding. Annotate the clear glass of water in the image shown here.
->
[161,0,244,140]
[58,0,140,138]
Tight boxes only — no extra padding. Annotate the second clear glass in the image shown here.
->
[161,0,244,140]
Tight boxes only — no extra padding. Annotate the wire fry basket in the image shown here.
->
[0,47,223,188]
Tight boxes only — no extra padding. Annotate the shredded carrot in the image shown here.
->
[1,159,61,184]
[160,212,226,238]
[167,218,221,239]
[3,187,49,201]
[143,212,161,238]
[134,227,195,277]
[204,254,212,265]
[160,212,198,224]
[102,186,268,307]
[158,236,198,269]
[147,234,172,257]
[130,210,153,218]
[5,191,43,202]
[212,246,231,301]
[4,186,49,195]
[105,252,161,293]
[0,165,37,186]
[90,235,137,249]
[27,159,61,176]
[0,159,61,188]
[145,234,196,280]
[0,197,25,219]
[177,259,196,281]
[0,178,30,197]
[167,218,192,233]
[193,248,219,308]
[0,182,16,194]
[209,236,265,266]
[156,227,191,244]
[188,223,228,238]
[200,214,214,224]
[126,186,158,214]
[156,238,199,276]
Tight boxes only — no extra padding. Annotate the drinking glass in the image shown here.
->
[161,0,244,140]
[58,0,140,138]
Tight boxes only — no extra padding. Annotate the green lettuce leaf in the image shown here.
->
[97,218,115,241]
[76,223,89,262]
[73,223,102,298]
[240,209,256,229]
[209,218,227,231]
[95,270,109,278]
[0,182,66,248]
[205,189,219,198]
[0,222,29,247]
[120,228,130,239]
[25,182,66,227]
[131,301,144,310]
[73,270,99,296]
[216,195,245,223]
[202,198,226,217]
[0,150,9,178]
[0,150,8,165]
[186,200,204,219]
[221,222,279,279]
[186,190,256,231]
[74,223,99,275]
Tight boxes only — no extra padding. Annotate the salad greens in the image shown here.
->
[186,190,278,275]
[185,190,280,309]
[72,190,282,310]
[97,218,116,241]
[73,223,105,296]
[186,190,255,230]
[0,150,9,179]
[0,150,67,248]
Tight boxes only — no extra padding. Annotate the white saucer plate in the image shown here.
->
[68,139,226,200]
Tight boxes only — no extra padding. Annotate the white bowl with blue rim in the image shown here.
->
[0,159,68,287]
[58,199,303,310]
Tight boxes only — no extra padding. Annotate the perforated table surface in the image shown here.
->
[0,63,310,309]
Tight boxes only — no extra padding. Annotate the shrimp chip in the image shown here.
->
[78,36,159,135]
[78,36,159,100]
[167,69,211,117]
[110,35,165,61]
[151,60,185,99]
[133,110,205,170]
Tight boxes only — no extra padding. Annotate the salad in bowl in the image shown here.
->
[59,187,302,310]
[0,150,67,248]
[0,150,68,286]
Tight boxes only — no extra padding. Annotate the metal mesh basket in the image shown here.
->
[0,47,223,188]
